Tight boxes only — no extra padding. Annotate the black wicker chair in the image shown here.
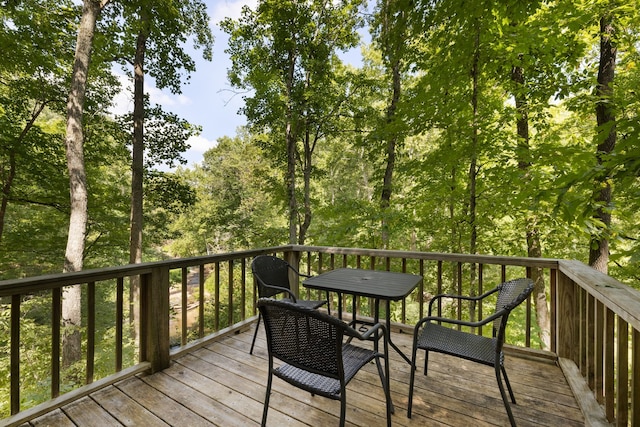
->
[257,298,392,427]
[250,255,329,354]
[407,278,534,426]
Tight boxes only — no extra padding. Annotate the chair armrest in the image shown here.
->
[427,287,500,316]
[261,283,298,301]
[415,307,508,332]
[286,264,312,278]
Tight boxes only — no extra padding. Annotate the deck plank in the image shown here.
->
[25,324,585,427]
[60,396,123,426]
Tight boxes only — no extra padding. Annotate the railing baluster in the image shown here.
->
[116,277,123,372]
[214,262,220,331]
[616,317,629,425]
[632,328,640,426]
[241,258,246,321]
[456,262,462,329]
[550,269,557,354]
[595,299,604,404]
[181,268,188,346]
[478,264,484,336]
[52,288,60,399]
[87,281,95,385]
[199,264,205,338]
[436,260,443,318]
[604,308,614,421]
[228,260,234,327]
[11,294,20,414]
[401,258,407,324]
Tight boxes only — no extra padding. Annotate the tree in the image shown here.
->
[0,1,75,243]
[62,0,110,368]
[589,7,617,273]
[222,0,364,244]
[371,0,410,249]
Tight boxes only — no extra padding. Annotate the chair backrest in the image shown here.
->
[492,278,535,339]
[257,299,345,379]
[251,255,293,299]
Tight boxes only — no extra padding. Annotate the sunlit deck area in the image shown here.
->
[4,245,636,426]
[27,323,584,427]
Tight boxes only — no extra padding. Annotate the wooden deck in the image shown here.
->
[26,325,585,427]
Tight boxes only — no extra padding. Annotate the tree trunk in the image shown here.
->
[589,13,617,273]
[129,23,148,353]
[511,63,551,350]
[379,0,404,250]
[285,50,298,244]
[298,122,312,245]
[62,0,102,368]
[467,26,480,324]
[380,60,400,249]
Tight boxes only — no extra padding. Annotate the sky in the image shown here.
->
[112,0,257,169]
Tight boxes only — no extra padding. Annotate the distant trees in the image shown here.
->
[221,0,365,244]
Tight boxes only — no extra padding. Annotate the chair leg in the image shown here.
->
[261,369,273,427]
[501,365,517,403]
[375,356,394,417]
[250,314,261,354]
[495,363,517,426]
[407,344,421,418]
[339,392,346,427]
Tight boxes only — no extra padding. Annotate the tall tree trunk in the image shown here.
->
[285,50,298,245]
[512,63,551,350]
[62,0,103,368]
[589,13,617,273]
[298,123,312,245]
[379,0,405,249]
[467,26,480,324]
[129,22,149,353]
[380,61,400,249]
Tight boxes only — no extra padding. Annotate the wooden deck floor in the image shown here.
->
[27,325,585,427]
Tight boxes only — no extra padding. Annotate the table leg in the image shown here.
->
[385,299,412,365]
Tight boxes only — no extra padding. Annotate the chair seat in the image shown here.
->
[281,298,327,310]
[417,322,500,366]
[274,344,378,400]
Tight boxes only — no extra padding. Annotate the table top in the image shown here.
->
[302,268,422,300]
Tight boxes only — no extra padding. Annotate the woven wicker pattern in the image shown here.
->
[275,345,377,399]
[258,299,391,427]
[418,322,498,365]
[408,278,534,426]
[249,255,329,354]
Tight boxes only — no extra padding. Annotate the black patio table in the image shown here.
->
[303,267,422,364]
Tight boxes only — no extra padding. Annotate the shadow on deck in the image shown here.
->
[28,325,584,427]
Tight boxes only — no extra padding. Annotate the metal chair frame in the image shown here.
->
[407,278,534,426]
[250,255,329,354]
[258,298,392,427]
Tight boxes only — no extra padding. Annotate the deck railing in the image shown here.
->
[1,245,638,426]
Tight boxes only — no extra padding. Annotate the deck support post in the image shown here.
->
[557,270,579,363]
[141,267,170,372]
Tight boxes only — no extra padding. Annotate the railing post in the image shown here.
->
[557,271,578,362]
[141,267,170,373]
[284,250,300,298]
